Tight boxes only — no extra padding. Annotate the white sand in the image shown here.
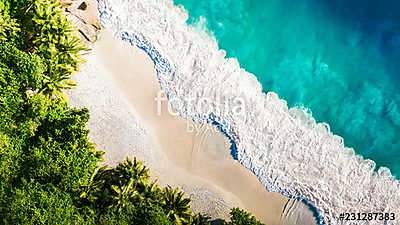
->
[67,30,315,224]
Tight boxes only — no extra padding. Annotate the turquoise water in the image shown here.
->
[174,0,400,178]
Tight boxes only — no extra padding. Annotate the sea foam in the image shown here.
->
[97,0,400,224]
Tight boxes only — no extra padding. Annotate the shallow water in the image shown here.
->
[174,0,400,178]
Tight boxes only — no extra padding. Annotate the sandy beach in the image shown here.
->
[67,30,315,224]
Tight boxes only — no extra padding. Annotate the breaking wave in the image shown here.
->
[97,0,400,224]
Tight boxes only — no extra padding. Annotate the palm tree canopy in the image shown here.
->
[161,186,192,224]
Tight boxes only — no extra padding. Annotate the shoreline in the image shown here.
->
[67,30,315,224]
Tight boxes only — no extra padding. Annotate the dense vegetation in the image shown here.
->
[0,0,265,224]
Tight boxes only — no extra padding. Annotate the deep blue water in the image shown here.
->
[174,0,400,178]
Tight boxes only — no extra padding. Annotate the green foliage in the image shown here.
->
[0,12,100,222]
[78,157,214,225]
[79,157,157,214]
[137,180,162,207]
[23,105,100,192]
[28,0,86,101]
[1,181,85,225]
[224,208,265,225]
[0,41,44,90]
[131,204,173,225]
[0,1,20,41]
[161,186,193,225]
[0,90,101,224]
[0,132,20,188]
[5,0,87,101]
[99,203,173,225]
[0,64,23,133]
[115,157,151,187]
[190,213,211,225]
[0,58,29,187]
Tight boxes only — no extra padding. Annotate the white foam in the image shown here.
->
[97,0,400,224]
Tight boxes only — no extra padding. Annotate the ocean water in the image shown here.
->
[173,0,400,178]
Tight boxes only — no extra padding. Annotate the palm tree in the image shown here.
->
[190,213,210,225]
[135,180,161,206]
[115,157,150,187]
[110,178,138,212]
[79,166,111,204]
[56,32,87,69]
[40,73,76,102]
[31,0,86,102]
[161,186,192,225]
[105,157,151,211]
